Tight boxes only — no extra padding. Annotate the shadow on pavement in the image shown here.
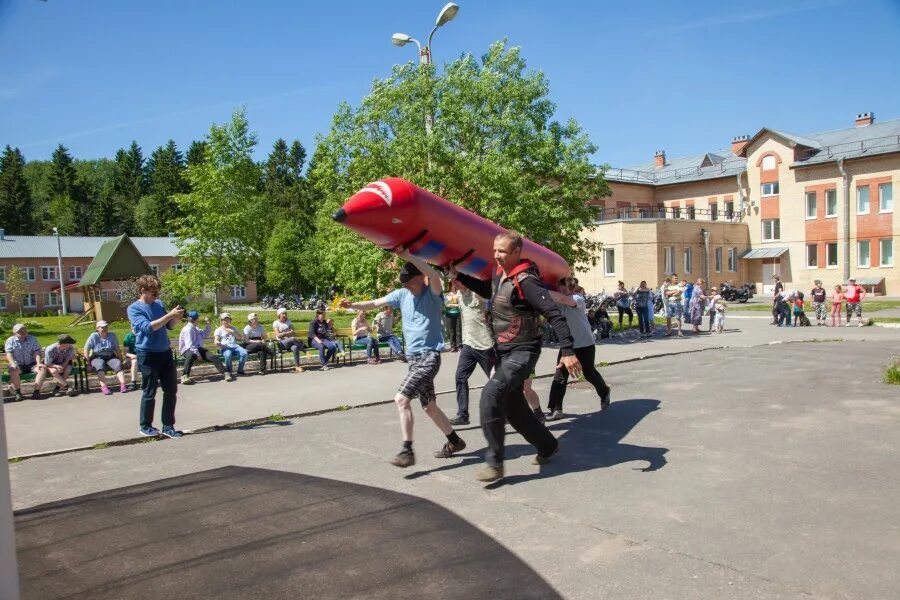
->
[15,466,561,600]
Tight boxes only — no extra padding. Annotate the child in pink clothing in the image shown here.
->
[830,285,844,327]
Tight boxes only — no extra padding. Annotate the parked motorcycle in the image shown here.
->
[720,282,752,303]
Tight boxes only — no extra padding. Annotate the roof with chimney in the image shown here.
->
[0,235,180,259]
[603,113,900,186]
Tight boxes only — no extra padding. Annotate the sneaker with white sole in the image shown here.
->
[161,426,183,439]
[545,410,564,421]
[180,375,194,385]
[139,425,160,437]
[531,442,560,465]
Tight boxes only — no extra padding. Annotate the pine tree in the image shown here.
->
[110,141,145,234]
[185,140,208,168]
[0,146,34,234]
[136,140,187,235]
[48,145,89,235]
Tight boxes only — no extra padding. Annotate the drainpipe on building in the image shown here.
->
[735,169,748,218]
[837,158,850,282]
[701,228,710,283]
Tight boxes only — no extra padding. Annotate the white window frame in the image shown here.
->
[826,243,839,268]
[0,266,5,282]
[683,247,692,273]
[664,246,675,274]
[806,244,818,269]
[100,290,109,301]
[24,267,36,282]
[231,285,247,299]
[672,207,681,219]
[724,201,734,220]
[761,155,777,170]
[727,248,737,272]
[22,293,37,308]
[761,182,779,197]
[880,238,893,267]
[41,265,58,281]
[762,219,780,241]
[687,206,696,220]
[68,266,83,281]
[857,240,870,268]
[879,182,893,213]
[825,189,838,218]
[714,247,722,272]
[0,294,6,310]
[856,186,870,215]
[710,204,718,221]
[805,191,817,219]
[172,263,185,273]
[150,264,160,276]
[44,292,60,307]
[603,248,615,276]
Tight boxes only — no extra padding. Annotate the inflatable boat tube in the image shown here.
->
[332,177,571,286]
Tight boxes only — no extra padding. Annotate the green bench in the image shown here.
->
[2,356,87,395]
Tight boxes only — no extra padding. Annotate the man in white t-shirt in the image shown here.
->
[272,308,305,372]
[546,276,611,420]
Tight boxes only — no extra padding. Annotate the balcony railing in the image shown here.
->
[796,133,900,161]
[595,206,744,223]
[603,158,747,185]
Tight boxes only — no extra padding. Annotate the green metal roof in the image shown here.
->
[78,234,152,287]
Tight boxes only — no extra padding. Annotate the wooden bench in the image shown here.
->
[333,327,404,362]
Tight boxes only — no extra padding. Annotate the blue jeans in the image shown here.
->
[311,339,337,365]
[378,334,402,355]
[356,335,379,358]
[221,345,248,373]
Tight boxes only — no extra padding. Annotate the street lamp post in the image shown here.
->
[52,227,67,316]
[391,2,460,135]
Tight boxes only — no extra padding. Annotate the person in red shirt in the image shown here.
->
[843,278,866,327]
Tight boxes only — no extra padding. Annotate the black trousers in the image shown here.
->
[454,344,496,419]
[547,345,609,412]
[245,342,272,372]
[182,347,224,376]
[480,348,557,468]
[446,314,460,349]
[616,305,633,326]
[138,350,177,428]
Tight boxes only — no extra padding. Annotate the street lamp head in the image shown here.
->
[391,32,414,47]
[435,2,459,27]
[52,227,58,235]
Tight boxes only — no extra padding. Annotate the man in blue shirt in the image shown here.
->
[127,274,185,438]
[340,252,465,468]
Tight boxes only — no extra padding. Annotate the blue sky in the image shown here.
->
[1,0,898,168]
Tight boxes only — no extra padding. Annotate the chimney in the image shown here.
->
[855,112,874,127]
[654,150,666,168]
[731,135,750,155]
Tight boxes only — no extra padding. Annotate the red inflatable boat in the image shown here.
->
[333,177,571,286]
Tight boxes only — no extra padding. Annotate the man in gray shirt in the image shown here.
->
[450,282,496,426]
[4,323,46,401]
[374,306,404,360]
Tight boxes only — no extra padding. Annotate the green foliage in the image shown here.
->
[135,140,187,236]
[159,269,193,308]
[173,108,266,313]
[49,144,91,235]
[884,360,900,385]
[185,140,207,167]
[76,158,119,235]
[0,145,34,234]
[309,40,607,294]
[4,266,28,316]
[268,412,285,422]
[108,141,146,234]
[264,220,309,293]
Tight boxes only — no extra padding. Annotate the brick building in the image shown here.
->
[578,112,897,295]
[0,235,257,313]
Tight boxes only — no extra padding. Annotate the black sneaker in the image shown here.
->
[433,438,466,458]
[389,450,415,468]
[448,415,469,426]
[533,408,546,423]
[52,386,63,397]
[30,390,40,400]
[600,387,611,410]
[531,441,560,465]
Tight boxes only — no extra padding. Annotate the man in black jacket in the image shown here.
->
[452,232,582,482]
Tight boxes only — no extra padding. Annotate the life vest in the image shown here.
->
[490,260,542,345]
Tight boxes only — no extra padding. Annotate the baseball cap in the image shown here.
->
[96,320,109,328]
[58,334,76,344]
[187,310,200,321]
[220,312,232,320]
[12,323,25,333]
[399,261,422,283]
[276,308,287,316]
[247,312,258,321]
[848,277,856,282]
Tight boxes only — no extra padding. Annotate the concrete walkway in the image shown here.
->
[5,319,900,457]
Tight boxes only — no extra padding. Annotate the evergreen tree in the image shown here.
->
[185,140,208,168]
[0,146,34,234]
[77,159,118,236]
[110,141,146,234]
[136,140,187,235]
[22,160,53,231]
[48,145,89,235]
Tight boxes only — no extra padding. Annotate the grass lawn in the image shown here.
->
[729,300,900,312]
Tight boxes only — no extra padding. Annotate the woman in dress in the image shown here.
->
[687,278,709,334]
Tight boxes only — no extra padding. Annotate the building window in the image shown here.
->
[672,206,681,219]
[231,285,247,299]
[22,293,37,308]
[724,201,734,220]
[761,182,779,197]
[857,186,870,214]
[710,204,718,221]
[603,248,615,276]
[0,294,5,310]
[664,246,675,274]
[68,266,83,281]
[806,244,818,268]
[727,248,737,272]
[857,241,870,268]
[761,155,777,170]
[0,266,5,282]
[172,264,185,273]
[100,290,109,301]
[805,192,817,219]
[683,247,692,273]
[150,264,159,276]
[826,243,838,268]
[687,206,696,220]
[44,292,60,307]
[23,267,36,282]
[825,189,837,217]
[762,219,780,241]
[881,239,894,267]
[41,266,58,281]
[714,247,722,272]
[880,182,893,212]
